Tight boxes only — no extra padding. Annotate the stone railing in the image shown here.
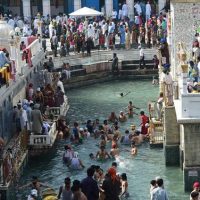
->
[29,122,56,146]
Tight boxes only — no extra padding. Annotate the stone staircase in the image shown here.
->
[120,59,158,78]
[70,65,86,77]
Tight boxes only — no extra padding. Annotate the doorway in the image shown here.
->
[99,0,105,12]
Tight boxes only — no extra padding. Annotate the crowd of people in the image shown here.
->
[1,1,192,199]
[12,71,65,135]
[20,96,171,200]
[187,33,200,93]
[0,1,169,58]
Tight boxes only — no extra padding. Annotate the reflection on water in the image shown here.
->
[18,80,189,200]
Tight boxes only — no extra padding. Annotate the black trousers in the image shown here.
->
[139,56,145,68]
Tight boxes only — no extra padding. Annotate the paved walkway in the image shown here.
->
[45,38,157,68]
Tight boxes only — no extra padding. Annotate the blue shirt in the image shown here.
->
[151,187,169,200]
[0,51,8,68]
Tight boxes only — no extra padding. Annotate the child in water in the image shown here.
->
[131,142,137,156]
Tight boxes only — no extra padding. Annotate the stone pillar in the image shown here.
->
[157,49,163,93]
[105,0,113,18]
[183,124,200,191]
[74,0,81,11]
[181,64,188,94]
[163,106,180,166]
[22,0,31,18]
[43,0,51,17]
[158,0,166,13]
[126,0,134,21]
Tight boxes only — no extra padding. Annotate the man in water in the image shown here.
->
[96,146,111,160]
[110,144,120,158]
[120,91,131,97]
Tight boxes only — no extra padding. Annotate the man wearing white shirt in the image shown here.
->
[112,9,117,21]
[87,24,94,39]
[139,46,145,69]
[102,21,108,35]
[57,78,65,94]
[118,8,122,20]
[122,2,128,19]
[146,1,152,21]
[8,16,15,28]
[134,1,142,16]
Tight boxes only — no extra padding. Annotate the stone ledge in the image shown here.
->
[171,0,199,2]
[174,100,200,123]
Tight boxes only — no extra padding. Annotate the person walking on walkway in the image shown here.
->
[51,32,58,57]
[139,46,145,69]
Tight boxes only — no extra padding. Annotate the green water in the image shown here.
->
[18,80,189,200]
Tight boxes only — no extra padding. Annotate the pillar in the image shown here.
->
[182,124,200,191]
[22,0,31,18]
[126,0,134,21]
[158,0,166,13]
[43,0,51,17]
[163,106,180,166]
[105,0,113,18]
[74,0,81,11]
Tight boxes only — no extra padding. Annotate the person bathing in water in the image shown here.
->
[126,101,140,117]
[63,145,74,165]
[108,112,118,123]
[18,176,49,195]
[96,146,111,160]
[119,111,127,122]
[120,91,131,97]
[131,142,138,156]
[120,130,132,145]
[110,144,120,158]
[70,152,85,170]
[120,173,129,199]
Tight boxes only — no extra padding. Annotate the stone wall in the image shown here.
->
[170,1,200,77]
[82,61,118,74]
[183,124,200,167]
[164,106,180,144]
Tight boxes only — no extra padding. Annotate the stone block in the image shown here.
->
[183,124,200,166]
[164,106,180,145]
[164,145,180,166]
[184,166,200,191]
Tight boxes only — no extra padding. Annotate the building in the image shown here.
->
[0,0,166,18]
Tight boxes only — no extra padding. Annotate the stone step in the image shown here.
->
[122,64,155,70]
[54,64,83,72]
[122,60,154,65]
[119,69,158,76]
[71,69,86,77]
